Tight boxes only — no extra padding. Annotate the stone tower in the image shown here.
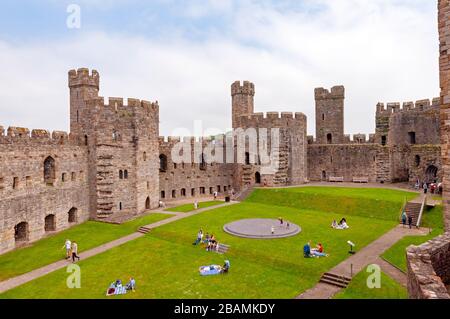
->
[231,81,255,129]
[439,0,450,231]
[315,86,345,144]
[68,68,100,138]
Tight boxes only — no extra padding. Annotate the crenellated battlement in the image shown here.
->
[231,81,255,96]
[68,68,99,89]
[314,86,345,100]
[0,126,83,146]
[309,133,376,145]
[90,96,159,116]
[376,97,440,116]
[237,111,306,123]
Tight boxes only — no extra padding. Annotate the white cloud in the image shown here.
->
[0,0,439,138]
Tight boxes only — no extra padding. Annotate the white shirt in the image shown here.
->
[65,240,71,250]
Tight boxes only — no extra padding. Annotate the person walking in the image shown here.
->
[401,210,407,228]
[62,239,72,260]
[423,182,428,195]
[408,215,413,230]
[71,241,81,262]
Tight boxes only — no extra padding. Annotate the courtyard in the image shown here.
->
[0,186,443,299]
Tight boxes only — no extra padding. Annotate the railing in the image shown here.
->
[415,195,427,228]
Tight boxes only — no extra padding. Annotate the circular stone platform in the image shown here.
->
[223,218,301,239]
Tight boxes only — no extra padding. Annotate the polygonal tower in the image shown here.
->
[315,86,345,144]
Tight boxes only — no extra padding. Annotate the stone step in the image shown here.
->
[319,272,351,289]
[138,226,151,234]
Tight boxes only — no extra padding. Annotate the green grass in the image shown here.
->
[382,205,444,272]
[165,201,224,213]
[0,213,171,281]
[334,267,407,299]
[1,202,396,299]
[247,187,417,222]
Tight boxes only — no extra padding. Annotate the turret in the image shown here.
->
[231,81,255,129]
[68,68,100,136]
[315,85,345,144]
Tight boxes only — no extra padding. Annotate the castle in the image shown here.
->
[0,67,441,254]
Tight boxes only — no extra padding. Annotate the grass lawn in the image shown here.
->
[381,205,444,272]
[165,201,224,213]
[0,213,171,282]
[247,187,417,222]
[334,267,407,299]
[1,201,397,299]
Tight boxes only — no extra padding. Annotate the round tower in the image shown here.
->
[231,81,255,129]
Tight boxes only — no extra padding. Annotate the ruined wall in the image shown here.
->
[235,112,308,187]
[0,127,89,254]
[158,136,235,201]
[407,233,450,299]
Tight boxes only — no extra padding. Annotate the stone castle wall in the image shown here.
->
[0,127,90,253]
[407,233,450,299]
[235,111,308,187]
[158,136,235,201]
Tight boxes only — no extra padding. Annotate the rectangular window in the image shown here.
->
[71,172,76,181]
[200,187,205,194]
[26,176,32,187]
[13,177,19,189]
[408,132,416,145]
[62,173,67,182]
[381,135,387,146]
[0,177,4,190]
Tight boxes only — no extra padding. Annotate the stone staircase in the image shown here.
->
[234,186,254,202]
[401,202,422,227]
[137,226,151,234]
[319,272,352,289]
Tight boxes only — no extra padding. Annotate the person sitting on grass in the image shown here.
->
[203,232,210,245]
[222,260,230,274]
[207,235,217,251]
[336,218,349,230]
[193,229,203,245]
[311,243,329,257]
[126,278,136,292]
[303,241,312,258]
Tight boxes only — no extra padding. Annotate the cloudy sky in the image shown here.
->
[0,0,439,137]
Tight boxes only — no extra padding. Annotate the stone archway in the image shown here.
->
[44,214,56,232]
[68,208,78,223]
[425,165,438,183]
[145,197,150,210]
[14,222,29,243]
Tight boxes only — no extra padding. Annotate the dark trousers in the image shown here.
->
[72,252,80,262]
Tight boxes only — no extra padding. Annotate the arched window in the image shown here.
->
[68,208,78,223]
[161,190,166,199]
[181,188,186,196]
[145,197,150,210]
[327,134,332,144]
[119,170,123,179]
[415,155,421,167]
[322,113,325,121]
[14,222,29,243]
[119,202,123,210]
[124,170,128,179]
[44,156,56,185]
[245,152,250,165]
[44,214,56,232]
[159,154,168,172]
[143,152,147,161]
[172,190,176,198]
[84,135,88,146]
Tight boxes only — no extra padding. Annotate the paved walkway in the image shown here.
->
[0,201,237,294]
[296,225,429,299]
